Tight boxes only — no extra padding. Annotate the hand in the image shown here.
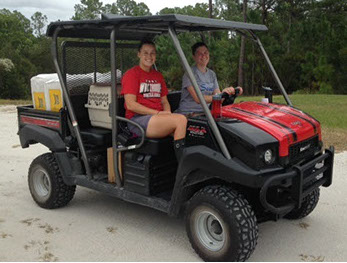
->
[222,87,235,95]
[235,86,243,95]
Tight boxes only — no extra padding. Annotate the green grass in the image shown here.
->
[1,95,346,151]
[2,95,346,129]
[240,94,347,130]
[0,99,32,105]
[240,94,347,152]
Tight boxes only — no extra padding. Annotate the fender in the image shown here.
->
[168,145,284,217]
[19,124,66,152]
[54,152,84,185]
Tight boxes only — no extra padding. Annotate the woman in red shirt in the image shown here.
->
[121,40,187,159]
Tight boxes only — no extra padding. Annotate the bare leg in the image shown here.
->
[146,113,187,140]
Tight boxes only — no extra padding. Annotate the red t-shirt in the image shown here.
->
[121,66,168,119]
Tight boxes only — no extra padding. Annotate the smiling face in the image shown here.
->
[193,45,210,69]
[138,44,156,72]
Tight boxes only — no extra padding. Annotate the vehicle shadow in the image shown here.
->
[56,186,339,262]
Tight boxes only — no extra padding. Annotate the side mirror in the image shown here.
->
[262,87,273,103]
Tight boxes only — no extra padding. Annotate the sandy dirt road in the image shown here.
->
[0,105,346,262]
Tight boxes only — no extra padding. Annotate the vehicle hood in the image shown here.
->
[222,101,321,157]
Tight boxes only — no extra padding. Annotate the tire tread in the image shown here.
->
[285,188,320,220]
[28,153,76,209]
[186,185,258,262]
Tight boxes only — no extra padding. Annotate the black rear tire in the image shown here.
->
[28,153,76,209]
[285,188,320,220]
[185,185,258,262]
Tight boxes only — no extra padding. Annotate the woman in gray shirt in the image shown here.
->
[177,42,243,115]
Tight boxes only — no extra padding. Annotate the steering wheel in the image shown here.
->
[221,88,241,106]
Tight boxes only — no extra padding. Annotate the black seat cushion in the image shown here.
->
[118,131,174,156]
[135,136,174,155]
[81,127,174,156]
[80,127,112,147]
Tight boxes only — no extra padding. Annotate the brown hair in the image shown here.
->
[138,39,156,52]
[192,42,208,55]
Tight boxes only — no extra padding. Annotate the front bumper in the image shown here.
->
[259,146,334,215]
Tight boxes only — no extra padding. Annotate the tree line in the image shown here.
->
[0,0,346,99]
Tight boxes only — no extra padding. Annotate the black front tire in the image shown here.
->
[185,185,258,262]
[28,153,76,209]
[285,188,320,220]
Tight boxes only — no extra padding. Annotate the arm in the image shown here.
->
[161,96,171,112]
[213,88,221,95]
[158,73,171,113]
[124,94,159,115]
[216,86,244,95]
[187,86,213,104]
[210,71,243,96]
[182,72,212,104]
[212,75,239,96]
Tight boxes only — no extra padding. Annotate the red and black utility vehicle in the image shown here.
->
[17,15,334,262]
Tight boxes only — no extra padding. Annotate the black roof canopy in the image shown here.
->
[46,14,267,40]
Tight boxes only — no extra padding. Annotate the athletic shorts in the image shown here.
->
[127,114,152,137]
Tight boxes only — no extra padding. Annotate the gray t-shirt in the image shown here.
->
[177,66,219,114]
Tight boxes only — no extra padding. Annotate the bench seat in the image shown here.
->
[77,91,181,155]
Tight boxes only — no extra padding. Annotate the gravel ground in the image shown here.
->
[0,105,346,262]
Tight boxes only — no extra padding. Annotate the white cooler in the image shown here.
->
[31,74,63,112]
[30,72,113,112]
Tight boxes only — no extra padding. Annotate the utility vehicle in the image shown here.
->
[17,14,334,262]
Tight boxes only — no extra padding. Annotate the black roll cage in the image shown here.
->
[48,14,292,186]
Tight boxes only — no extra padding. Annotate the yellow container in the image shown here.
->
[33,92,46,110]
[31,74,63,112]
[49,89,63,112]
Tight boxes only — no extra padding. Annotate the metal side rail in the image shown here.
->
[72,175,170,213]
[260,146,334,214]
[115,116,145,152]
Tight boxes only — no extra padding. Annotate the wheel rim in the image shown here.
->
[32,167,51,199]
[195,210,225,251]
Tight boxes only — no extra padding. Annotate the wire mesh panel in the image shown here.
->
[62,41,139,96]
[115,45,139,79]
[61,41,140,127]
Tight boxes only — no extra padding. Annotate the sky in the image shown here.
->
[1,0,207,23]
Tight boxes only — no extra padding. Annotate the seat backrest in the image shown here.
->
[167,91,181,112]
[70,94,91,128]
[117,96,126,117]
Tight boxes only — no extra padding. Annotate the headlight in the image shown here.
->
[264,149,274,164]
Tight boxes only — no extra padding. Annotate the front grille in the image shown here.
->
[289,136,319,164]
